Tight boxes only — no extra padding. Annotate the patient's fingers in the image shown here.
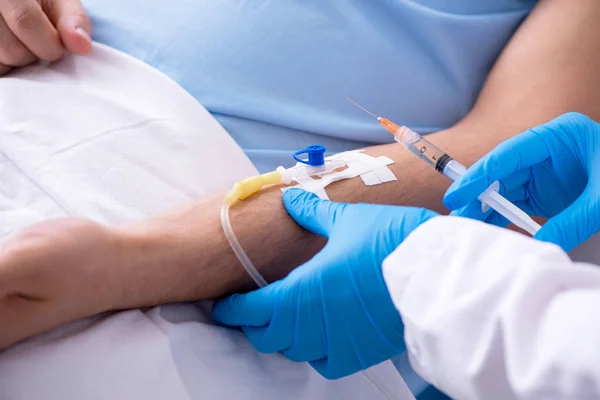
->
[0,0,64,61]
[0,231,53,296]
[0,245,26,295]
[46,0,92,55]
[0,15,36,67]
[0,63,11,75]
[0,295,72,349]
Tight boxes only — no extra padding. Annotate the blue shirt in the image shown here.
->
[83,1,536,398]
[84,0,536,173]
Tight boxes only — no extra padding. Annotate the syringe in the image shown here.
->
[347,98,542,236]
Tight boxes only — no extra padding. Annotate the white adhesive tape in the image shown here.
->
[288,150,397,198]
[372,166,397,183]
[360,171,381,186]
[369,156,397,183]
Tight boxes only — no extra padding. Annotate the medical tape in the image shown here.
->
[351,153,397,185]
[369,156,396,182]
[358,172,380,186]
[328,153,393,186]
[294,176,330,199]
[287,150,396,199]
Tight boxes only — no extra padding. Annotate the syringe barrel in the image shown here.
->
[442,160,467,181]
[393,127,449,171]
[392,126,468,182]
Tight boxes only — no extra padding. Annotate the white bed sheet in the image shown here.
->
[0,44,414,399]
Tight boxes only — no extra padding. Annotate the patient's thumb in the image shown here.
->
[283,189,341,238]
[53,0,93,55]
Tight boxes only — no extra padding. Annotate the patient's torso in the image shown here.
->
[84,0,536,172]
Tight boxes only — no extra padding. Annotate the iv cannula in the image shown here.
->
[347,98,541,236]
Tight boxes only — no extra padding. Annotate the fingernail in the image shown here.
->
[75,27,92,43]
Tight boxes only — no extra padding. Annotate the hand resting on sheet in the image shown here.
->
[0,219,123,346]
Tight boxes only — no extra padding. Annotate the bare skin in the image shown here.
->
[1,0,600,349]
[0,0,92,75]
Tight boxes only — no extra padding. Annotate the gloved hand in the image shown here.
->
[212,188,439,379]
[0,0,92,76]
[444,112,600,252]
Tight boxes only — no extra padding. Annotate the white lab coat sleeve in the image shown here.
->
[382,216,600,400]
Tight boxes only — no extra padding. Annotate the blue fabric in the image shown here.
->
[83,0,535,173]
[82,1,537,397]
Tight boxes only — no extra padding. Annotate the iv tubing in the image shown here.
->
[220,201,268,287]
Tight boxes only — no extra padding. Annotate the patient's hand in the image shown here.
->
[0,0,92,76]
[0,218,123,349]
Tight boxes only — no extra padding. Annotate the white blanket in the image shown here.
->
[0,44,413,399]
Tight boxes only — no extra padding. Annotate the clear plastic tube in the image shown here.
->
[220,201,268,287]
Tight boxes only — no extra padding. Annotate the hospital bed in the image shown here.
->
[0,45,413,400]
[2,43,599,400]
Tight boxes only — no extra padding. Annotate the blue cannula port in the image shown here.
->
[293,145,326,166]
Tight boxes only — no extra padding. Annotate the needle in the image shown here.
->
[346,97,378,119]
[346,97,400,136]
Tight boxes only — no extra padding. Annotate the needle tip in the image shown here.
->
[345,97,378,118]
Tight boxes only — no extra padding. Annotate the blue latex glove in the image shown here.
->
[212,188,439,379]
[444,112,600,252]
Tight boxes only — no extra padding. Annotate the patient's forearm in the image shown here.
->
[462,0,600,131]
[117,143,442,306]
[116,0,600,308]
[436,0,600,166]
